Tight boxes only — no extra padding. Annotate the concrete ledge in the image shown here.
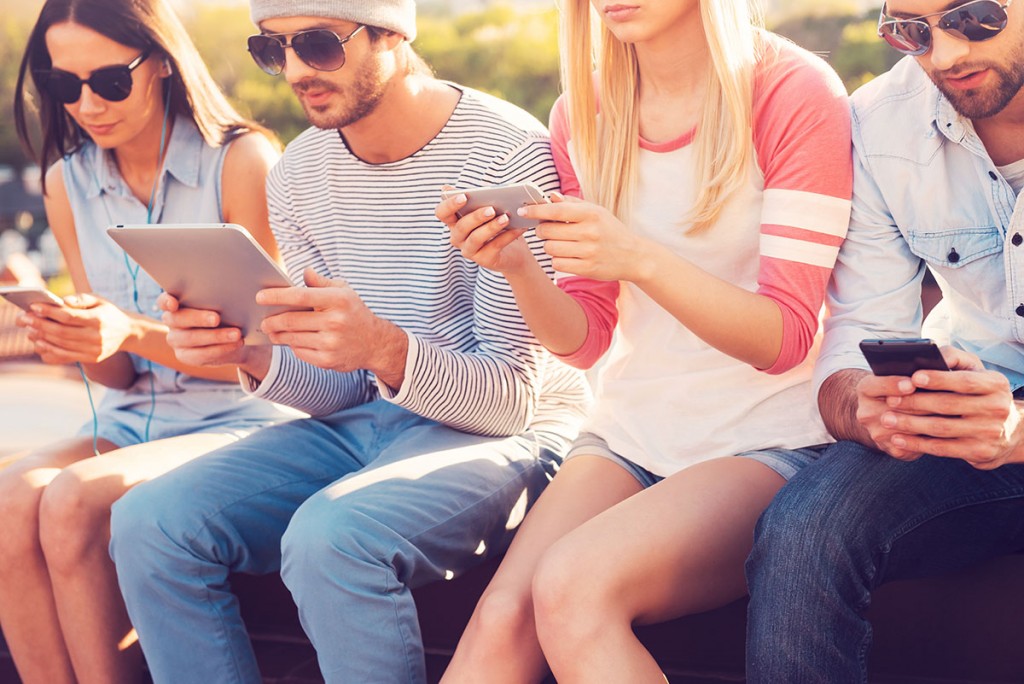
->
[2,358,1023,683]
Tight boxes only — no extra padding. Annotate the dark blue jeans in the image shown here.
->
[745,440,1024,683]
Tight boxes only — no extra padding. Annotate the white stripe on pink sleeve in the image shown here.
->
[753,38,853,374]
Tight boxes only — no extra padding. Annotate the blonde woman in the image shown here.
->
[437,0,853,680]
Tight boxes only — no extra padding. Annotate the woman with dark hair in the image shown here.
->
[3,1,291,681]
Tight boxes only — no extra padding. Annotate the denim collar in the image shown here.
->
[84,115,203,199]
[930,79,990,159]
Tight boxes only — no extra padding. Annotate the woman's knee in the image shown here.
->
[532,541,601,638]
[466,583,537,647]
[0,467,49,561]
[38,467,113,571]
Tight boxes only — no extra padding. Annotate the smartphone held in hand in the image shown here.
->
[859,338,950,377]
[0,286,65,312]
[441,182,550,230]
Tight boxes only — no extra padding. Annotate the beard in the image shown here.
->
[293,55,388,130]
[928,46,1024,119]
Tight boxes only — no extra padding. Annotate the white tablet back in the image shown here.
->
[107,224,298,345]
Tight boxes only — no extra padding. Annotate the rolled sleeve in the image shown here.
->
[814,124,927,397]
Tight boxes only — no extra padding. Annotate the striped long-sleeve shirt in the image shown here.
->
[243,85,590,440]
[548,34,853,476]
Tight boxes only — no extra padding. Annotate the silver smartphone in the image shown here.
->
[441,182,550,230]
[0,286,65,312]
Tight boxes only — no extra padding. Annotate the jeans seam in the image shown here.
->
[175,472,340,684]
[886,487,1024,545]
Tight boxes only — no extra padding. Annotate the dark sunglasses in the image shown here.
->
[247,25,365,76]
[878,0,1013,55]
[35,48,152,104]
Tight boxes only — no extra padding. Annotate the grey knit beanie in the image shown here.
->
[250,0,417,42]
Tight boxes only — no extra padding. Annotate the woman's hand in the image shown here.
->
[436,187,537,276]
[17,294,137,365]
[522,193,655,283]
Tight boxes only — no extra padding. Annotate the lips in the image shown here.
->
[83,122,117,136]
[604,3,639,20]
[944,69,990,90]
[301,90,333,107]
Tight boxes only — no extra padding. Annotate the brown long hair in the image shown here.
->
[14,0,277,193]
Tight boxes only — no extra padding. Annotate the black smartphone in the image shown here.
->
[859,338,950,377]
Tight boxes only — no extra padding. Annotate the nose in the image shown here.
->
[282,46,317,85]
[927,27,971,71]
[76,85,106,115]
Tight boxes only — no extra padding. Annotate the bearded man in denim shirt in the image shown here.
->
[744,0,1024,680]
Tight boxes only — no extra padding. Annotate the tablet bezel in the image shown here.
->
[106,223,300,345]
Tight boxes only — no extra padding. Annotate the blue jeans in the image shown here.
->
[745,440,1024,683]
[110,400,563,684]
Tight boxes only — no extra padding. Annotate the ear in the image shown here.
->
[160,57,173,77]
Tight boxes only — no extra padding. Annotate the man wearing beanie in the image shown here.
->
[109,2,589,682]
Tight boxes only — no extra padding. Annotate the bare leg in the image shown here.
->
[39,431,245,684]
[0,437,117,684]
[533,457,787,683]
[442,455,642,684]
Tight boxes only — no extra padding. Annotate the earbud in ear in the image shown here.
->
[162,59,173,76]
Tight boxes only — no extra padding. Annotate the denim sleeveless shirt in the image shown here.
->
[62,117,290,445]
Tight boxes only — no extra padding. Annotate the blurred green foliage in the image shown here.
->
[2,2,897,171]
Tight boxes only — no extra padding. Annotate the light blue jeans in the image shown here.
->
[745,440,1024,683]
[110,400,563,684]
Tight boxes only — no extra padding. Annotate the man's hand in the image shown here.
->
[159,293,270,378]
[856,346,1024,469]
[257,269,409,390]
[854,371,928,461]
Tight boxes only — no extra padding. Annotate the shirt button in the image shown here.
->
[1017,304,1024,317]
[989,171,999,181]
[947,247,960,263]
[1014,233,1023,246]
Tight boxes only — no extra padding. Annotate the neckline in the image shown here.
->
[639,125,697,153]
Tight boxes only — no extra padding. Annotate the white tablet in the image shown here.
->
[106,224,301,345]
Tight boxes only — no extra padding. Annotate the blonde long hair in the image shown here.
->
[560,0,763,232]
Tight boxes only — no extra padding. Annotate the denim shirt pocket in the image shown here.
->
[907,227,1002,270]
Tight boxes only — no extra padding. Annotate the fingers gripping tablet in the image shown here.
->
[107,223,303,345]
[441,182,550,230]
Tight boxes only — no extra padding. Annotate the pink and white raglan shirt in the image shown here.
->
[552,34,853,477]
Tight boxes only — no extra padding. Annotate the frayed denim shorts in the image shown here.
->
[565,432,828,489]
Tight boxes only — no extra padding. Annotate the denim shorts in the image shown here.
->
[564,432,828,489]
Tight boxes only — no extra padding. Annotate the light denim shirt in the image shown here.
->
[61,117,291,441]
[814,56,1024,397]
